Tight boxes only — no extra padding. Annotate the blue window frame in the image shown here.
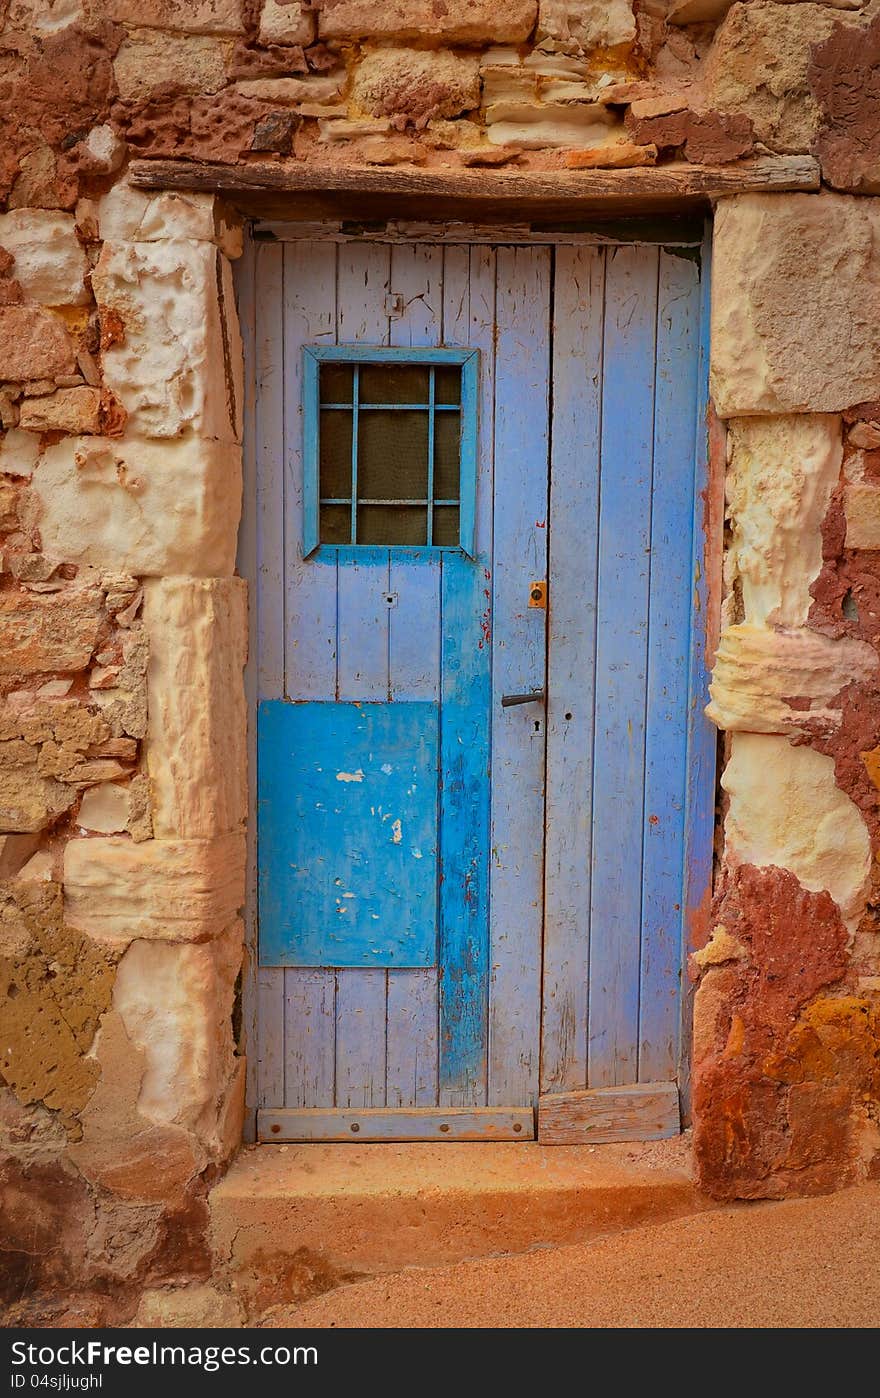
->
[303,346,479,557]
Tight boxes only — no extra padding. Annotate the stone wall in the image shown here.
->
[2,0,880,1317]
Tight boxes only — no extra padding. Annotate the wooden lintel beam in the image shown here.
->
[129,155,820,224]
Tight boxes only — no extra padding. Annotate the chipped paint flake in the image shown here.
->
[336,769,365,783]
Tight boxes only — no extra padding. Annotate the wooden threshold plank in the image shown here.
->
[130,157,820,223]
[258,1107,535,1142]
[537,1083,680,1145]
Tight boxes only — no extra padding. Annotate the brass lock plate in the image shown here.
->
[529,580,547,610]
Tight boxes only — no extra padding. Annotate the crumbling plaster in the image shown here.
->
[2,0,880,1320]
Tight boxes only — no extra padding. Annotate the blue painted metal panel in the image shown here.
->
[258,699,439,967]
[438,550,492,1099]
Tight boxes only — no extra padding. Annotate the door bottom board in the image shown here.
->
[258,1106,535,1142]
[537,1082,680,1145]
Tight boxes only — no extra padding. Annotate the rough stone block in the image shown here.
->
[0,211,89,306]
[259,0,315,45]
[63,835,246,945]
[235,74,345,105]
[92,239,242,443]
[811,15,880,195]
[113,29,233,101]
[721,732,871,926]
[536,0,636,53]
[725,416,842,626]
[711,194,880,416]
[29,435,242,578]
[112,921,243,1144]
[106,0,245,33]
[144,577,247,839]
[0,307,76,382]
[318,0,538,44]
[844,481,880,548]
[96,184,242,258]
[702,2,844,153]
[353,49,481,125]
[0,430,40,479]
[0,589,103,675]
[18,387,104,435]
[707,623,878,734]
[486,101,620,148]
[0,752,72,833]
[134,1284,245,1328]
[77,782,129,835]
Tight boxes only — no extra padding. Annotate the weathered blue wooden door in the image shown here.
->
[246,233,712,1143]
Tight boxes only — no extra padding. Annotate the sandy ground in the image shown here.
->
[266,1182,880,1329]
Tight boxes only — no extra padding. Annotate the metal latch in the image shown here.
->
[529,580,547,609]
[501,690,546,708]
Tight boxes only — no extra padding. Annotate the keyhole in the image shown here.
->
[565,711,573,721]
[534,719,541,732]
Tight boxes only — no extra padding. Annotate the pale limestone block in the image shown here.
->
[19,387,103,435]
[259,0,315,45]
[536,0,636,53]
[235,74,346,105]
[0,211,89,307]
[78,782,129,834]
[845,482,880,549]
[29,435,242,578]
[725,416,842,626]
[721,732,871,926]
[96,183,243,258]
[143,577,247,839]
[707,623,879,734]
[3,0,83,34]
[17,850,54,881]
[0,430,39,479]
[106,0,245,33]
[81,125,126,176]
[352,49,481,122]
[112,920,243,1146]
[113,29,233,101]
[319,0,538,43]
[486,101,620,148]
[711,195,880,416]
[134,1285,245,1329]
[63,834,246,945]
[92,240,243,442]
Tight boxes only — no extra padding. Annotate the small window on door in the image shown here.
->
[303,347,479,556]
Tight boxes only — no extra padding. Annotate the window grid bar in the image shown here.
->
[350,364,360,544]
[427,367,436,547]
[321,498,460,507]
[321,402,460,412]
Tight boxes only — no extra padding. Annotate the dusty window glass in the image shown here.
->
[318,359,462,547]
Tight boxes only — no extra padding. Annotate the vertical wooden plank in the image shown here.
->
[336,548,390,698]
[385,247,445,1108]
[257,967,284,1108]
[488,246,551,1107]
[541,244,604,1093]
[284,969,336,1106]
[255,241,285,704]
[254,242,286,1108]
[385,971,439,1107]
[334,970,387,1108]
[681,225,719,1120]
[235,235,259,1137]
[283,241,338,700]
[389,246,443,704]
[437,245,496,1107]
[588,245,659,1088]
[337,241,391,345]
[639,248,701,1083]
[389,243,443,347]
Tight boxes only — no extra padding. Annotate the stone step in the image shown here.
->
[209,1136,712,1312]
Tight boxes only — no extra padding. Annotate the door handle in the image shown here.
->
[501,690,546,708]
